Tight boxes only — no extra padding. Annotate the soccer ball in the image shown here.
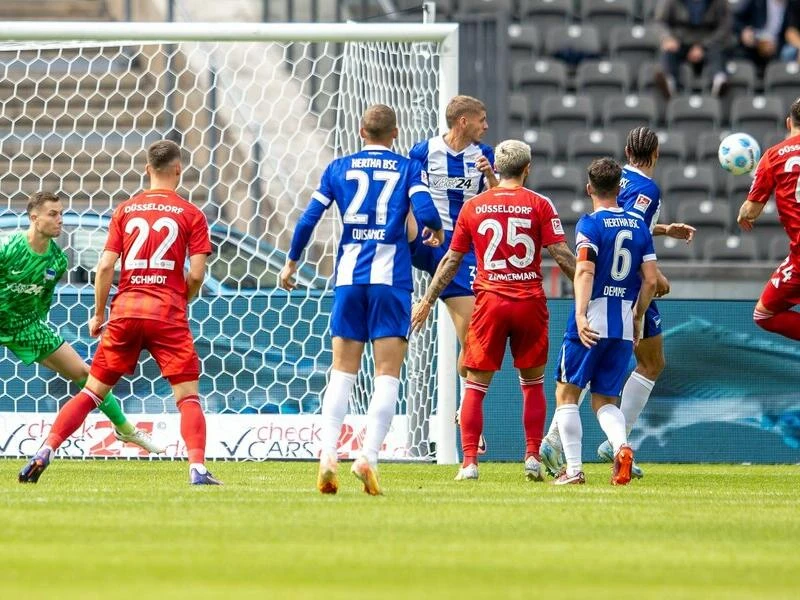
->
[718,133,761,176]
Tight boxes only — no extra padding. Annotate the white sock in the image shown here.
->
[320,369,357,458]
[362,375,400,466]
[620,372,655,436]
[190,462,206,474]
[596,404,628,454]
[555,404,582,476]
[546,385,587,450]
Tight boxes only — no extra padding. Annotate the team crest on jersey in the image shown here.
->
[44,268,56,281]
[634,194,652,212]
[465,161,478,176]
[551,218,564,235]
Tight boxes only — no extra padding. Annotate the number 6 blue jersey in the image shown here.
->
[288,144,442,290]
[566,207,656,341]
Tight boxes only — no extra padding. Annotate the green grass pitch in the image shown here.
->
[1,460,798,599]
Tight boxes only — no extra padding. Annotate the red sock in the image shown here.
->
[177,395,206,464]
[521,375,546,460]
[755,309,800,341]
[461,380,488,467]
[46,390,100,450]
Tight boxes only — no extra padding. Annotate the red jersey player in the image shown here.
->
[19,140,220,485]
[410,139,575,481]
[738,98,800,341]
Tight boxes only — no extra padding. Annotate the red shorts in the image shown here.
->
[759,256,800,312]
[462,292,549,372]
[91,317,200,386]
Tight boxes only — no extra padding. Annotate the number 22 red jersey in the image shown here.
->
[747,133,800,263]
[450,186,565,300]
[104,189,212,323]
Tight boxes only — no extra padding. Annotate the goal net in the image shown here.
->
[0,22,459,463]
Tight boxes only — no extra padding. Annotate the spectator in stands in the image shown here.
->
[654,0,732,98]
[784,0,800,60]
[733,0,793,70]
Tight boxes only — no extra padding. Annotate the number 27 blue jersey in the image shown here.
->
[566,207,656,341]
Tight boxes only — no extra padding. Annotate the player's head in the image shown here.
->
[445,95,488,142]
[787,97,800,133]
[494,139,531,182]
[624,126,659,168]
[587,157,622,203]
[360,104,398,146]
[146,139,182,184]
[27,191,63,239]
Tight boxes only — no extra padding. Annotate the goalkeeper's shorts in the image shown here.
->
[0,319,65,365]
[410,229,476,300]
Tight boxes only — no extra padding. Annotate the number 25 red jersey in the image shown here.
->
[747,133,800,263]
[104,189,212,323]
[450,186,565,300]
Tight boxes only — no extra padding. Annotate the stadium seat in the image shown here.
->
[567,130,622,169]
[764,61,800,111]
[508,92,533,130]
[730,96,786,149]
[553,197,592,227]
[602,94,658,141]
[457,0,515,14]
[529,163,584,203]
[510,127,557,163]
[609,25,661,77]
[663,164,717,204]
[512,59,568,117]
[676,198,730,235]
[653,235,696,261]
[762,130,788,151]
[544,24,602,65]
[654,130,688,173]
[576,60,631,117]
[702,234,759,262]
[696,130,731,190]
[581,0,637,50]
[722,60,757,98]
[519,0,573,30]
[750,226,786,259]
[539,94,594,157]
[768,235,790,261]
[724,172,756,205]
[666,95,722,148]
[639,0,659,21]
[508,23,541,72]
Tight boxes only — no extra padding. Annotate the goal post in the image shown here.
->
[0,21,460,464]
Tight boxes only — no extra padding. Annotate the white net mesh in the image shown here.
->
[0,33,445,460]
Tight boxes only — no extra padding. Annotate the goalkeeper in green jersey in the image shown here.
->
[1,191,163,454]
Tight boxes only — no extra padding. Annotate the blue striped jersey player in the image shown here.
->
[552,157,658,486]
[281,105,443,496]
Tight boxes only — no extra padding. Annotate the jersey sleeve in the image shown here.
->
[575,215,599,261]
[537,196,567,247]
[188,208,213,256]
[479,143,496,193]
[408,159,442,231]
[288,163,335,262]
[408,141,426,164]
[641,228,657,263]
[629,183,662,231]
[449,204,473,254]
[104,207,124,254]
[747,151,775,204]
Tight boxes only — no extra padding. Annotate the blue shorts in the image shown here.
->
[410,229,475,299]
[555,337,634,397]
[330,285,411,342]
[643,301,662,339]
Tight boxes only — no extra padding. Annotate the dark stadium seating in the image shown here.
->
[676,199,730,236]
[528,163,584,202]
[543,24,602,64]
[609,25,661,76]
[516,128,557,163]
[576,60,631,114]
[730,96,786,149]
[654,235,696,261]
[508,92,533,129]
[518,0,573,29]
[602,94,658,140]
[666,95,722,148]
[512,59,568,117]
[507,23,541,72]
[764,61,800,111]
[769,236,790,261]
[567,129,622,168]
[662,164,717,204]
[654,130,688,173]
[703,234,759,262]
[582,0,637,50]
[539,94,593,155]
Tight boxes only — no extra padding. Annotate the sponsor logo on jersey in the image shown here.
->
[634,194,652,212]
[7,282,44,295]
[429,175,475,190]
[551,218,564,235]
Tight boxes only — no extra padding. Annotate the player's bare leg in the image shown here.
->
[519,365,546,482]
[590,392,634,486]
[318,337,362,494]
[551,382,585,485]
[39,343,165,454]
[351,337,406,496]
[597,336,663,478]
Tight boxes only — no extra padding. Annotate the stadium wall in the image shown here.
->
[0,297,798,463]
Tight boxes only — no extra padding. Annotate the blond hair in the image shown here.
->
[494,139,531,178]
